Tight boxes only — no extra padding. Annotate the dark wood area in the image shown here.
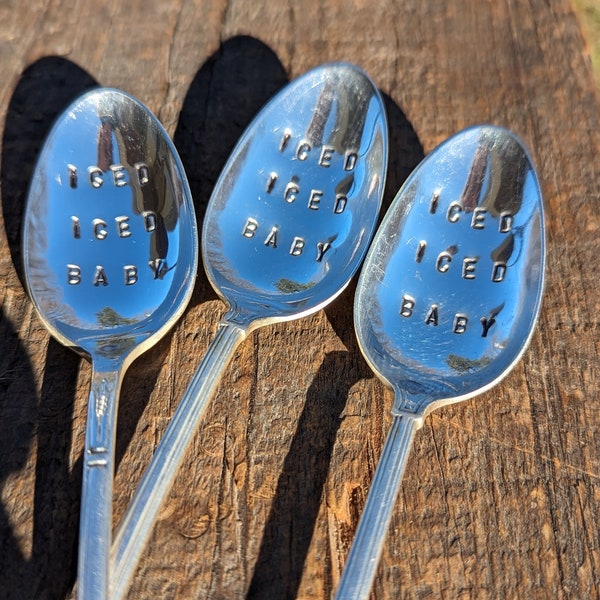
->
[0,1,598,598]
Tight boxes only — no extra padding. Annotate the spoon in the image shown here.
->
[335,125,546,599]
[109,62,388,598]
[22,88,198,599]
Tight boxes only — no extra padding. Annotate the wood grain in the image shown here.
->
[0,1,598,598]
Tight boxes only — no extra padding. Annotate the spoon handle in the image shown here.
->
[335,413,421,600]
[78,365,123,600]
[110,320,247,599]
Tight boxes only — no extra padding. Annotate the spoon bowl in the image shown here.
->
[203,63,387,326]
[356,125,545,412]
[23,88,198,599]
[110,62,388,599]
[336,125,545,599]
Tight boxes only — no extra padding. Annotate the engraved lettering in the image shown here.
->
[135,162,150,186]
[88,166,104,188]
[148,258,166,279]
[110,164,127,187]
[334,194,347,214]
[447,201,462,223]
[279,129,292,152]
[499,212,513,233]
[242,218,258,238]
[480,316,496,337]
[72,163,151,188]
[462,257,478,279]
[316,241,332,262]
[425,304,439,326]
[115,216,131,238]
[297,141,311,161]
[67,264,81,285]
[71,216,81,239]
[492,262,507,282]
[68,164,78,188]
[308,189,323,210]
[453,314,468,334]
[430,191,440,214]
[344,151,357,171]
[471,207,486,229]
[416,241,426,263]
[284,180,299,203]
[436,251,453,273]
[319,145,335,167]
[124,265,138,285]
[266,172,278,194]
[400,294,416,317]
[264,226,278,248]
[290,237,305,256]
[93,266,109,286]
[93,218,108,240]
[143,211,157,232]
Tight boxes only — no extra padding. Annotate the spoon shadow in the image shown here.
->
[247,96,424,599]
[0,56,97,599]
[0,305,40,599]
[173,35,289,307]
[247,347,370,599]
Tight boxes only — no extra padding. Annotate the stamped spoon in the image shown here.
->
[110,62,388,598]
[336,125,545,599]
[22,89,198,599]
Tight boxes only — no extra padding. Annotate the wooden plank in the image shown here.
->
[0,0,598,598]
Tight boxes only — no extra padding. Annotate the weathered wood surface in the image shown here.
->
[0,1,598,598]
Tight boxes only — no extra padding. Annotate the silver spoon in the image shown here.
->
[109,62,388,598]
[22,88,198,600]
[336,125,546,599]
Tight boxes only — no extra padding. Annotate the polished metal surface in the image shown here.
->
[22,88,198,600]
[203,61,388,326]
[336,125,546,599]
[356,125,545,415]
[110,62,388,599]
